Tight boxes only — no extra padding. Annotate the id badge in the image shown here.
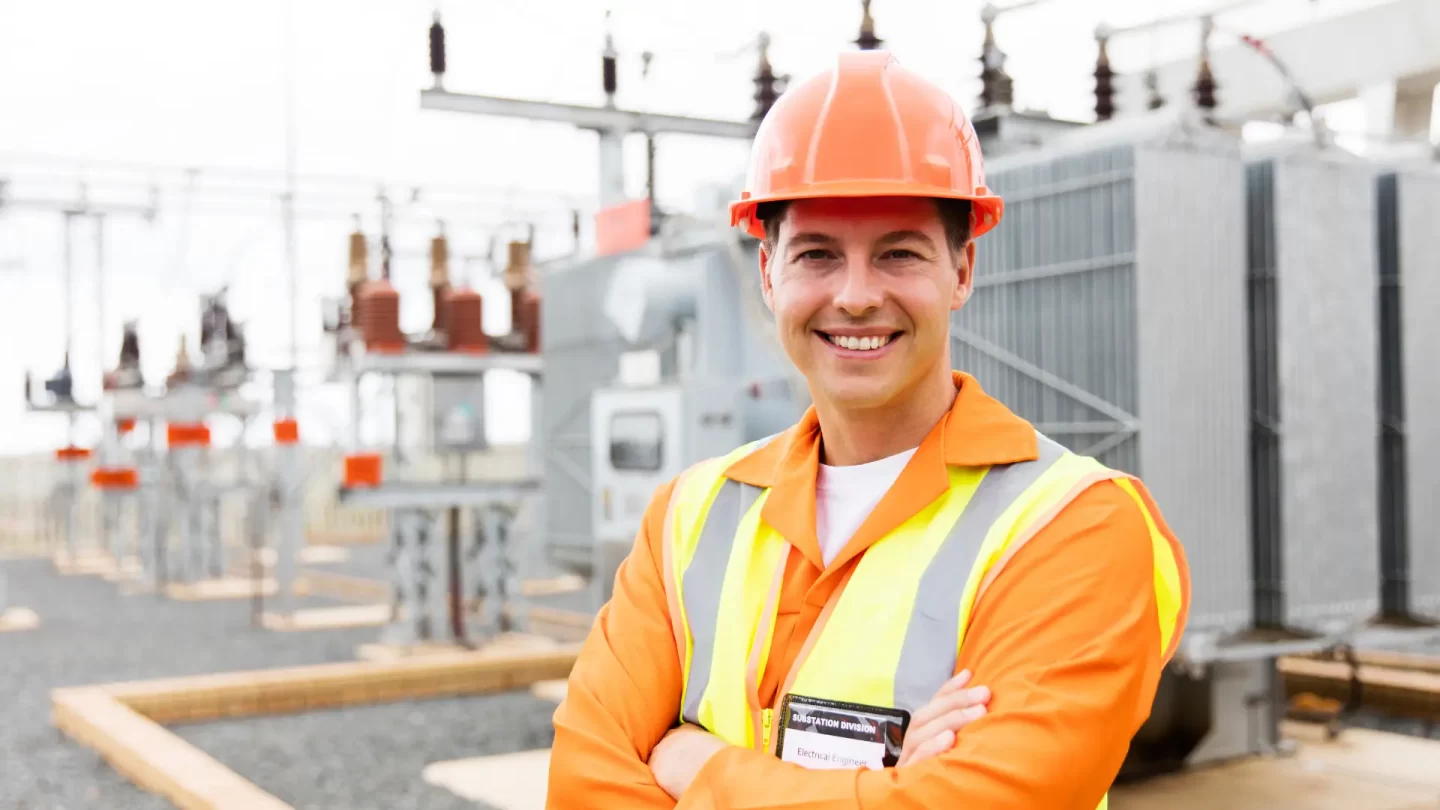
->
[773,694,910,771]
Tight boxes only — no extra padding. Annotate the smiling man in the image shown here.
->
[546,51,1190,809]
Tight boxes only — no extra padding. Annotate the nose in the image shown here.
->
[831,260,885,317]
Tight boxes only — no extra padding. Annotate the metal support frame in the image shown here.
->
[419,89,756,208]
[341,350,545,648]
[949,328,1140,447]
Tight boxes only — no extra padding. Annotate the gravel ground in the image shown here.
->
[173,693,556,810]
[2,555,562,810]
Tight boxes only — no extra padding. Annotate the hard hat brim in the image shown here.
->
[730,184,1004,241]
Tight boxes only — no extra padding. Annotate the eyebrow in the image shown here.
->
[786,230,938,250]
[876,230,938,251]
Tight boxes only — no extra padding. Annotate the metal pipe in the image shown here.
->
[283,0,299,373]
[94,214,105,404]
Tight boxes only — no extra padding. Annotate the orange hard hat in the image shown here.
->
[730,50,1003,241]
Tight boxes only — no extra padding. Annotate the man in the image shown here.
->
[547,50,1190,809]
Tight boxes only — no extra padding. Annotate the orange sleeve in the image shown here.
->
[546,478,684,809]
[677,480,1186,810]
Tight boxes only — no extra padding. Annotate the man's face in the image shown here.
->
[759,197,974,410]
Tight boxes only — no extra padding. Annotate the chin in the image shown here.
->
[815,373,902,410]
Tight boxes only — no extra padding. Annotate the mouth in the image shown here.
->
[816,330,902,357]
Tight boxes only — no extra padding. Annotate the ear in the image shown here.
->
[951,241,976,311]
[758,243,776,312]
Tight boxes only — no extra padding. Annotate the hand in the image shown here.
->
[649,724,731,800]
[896,669,992,767]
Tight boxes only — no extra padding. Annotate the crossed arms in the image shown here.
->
[546,477,1183,809]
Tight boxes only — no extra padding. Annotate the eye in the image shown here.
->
[796,249,835,261]
[881,249,921,260]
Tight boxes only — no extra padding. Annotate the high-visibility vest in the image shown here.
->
[661,431,1186,810]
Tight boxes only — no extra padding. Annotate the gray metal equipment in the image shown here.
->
[1244,145,1381,635]
[960,116,1253,640]
[1376,165,1440,623]
[541,225,805,599]
[589,381,746,603]
[961,114,1309,776]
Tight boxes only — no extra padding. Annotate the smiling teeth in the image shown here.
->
[828,334,891,351]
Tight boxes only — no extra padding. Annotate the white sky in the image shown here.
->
[0,0,1406,454]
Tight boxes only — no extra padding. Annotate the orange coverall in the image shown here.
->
[547,373,1192,808]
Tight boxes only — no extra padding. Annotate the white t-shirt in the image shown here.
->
[815,447,919,567]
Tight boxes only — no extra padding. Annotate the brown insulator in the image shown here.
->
[431,285,451,335]
[1094,36,1115,121]
[359,279,405,353]
[503,240,532,291]
[347,224,369,326]
[752,32,780,122]
[511,288,541,353]
[855,0,882,50]
[445,287,487,353]
[347,229,368,287]
[1193,17,1219,116]
[978,16,1013,110]
[1193,57,1218,114]
[430,229,451,333]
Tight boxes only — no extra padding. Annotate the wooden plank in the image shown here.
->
[1351,649,1440,675]
[52,687,292,810]
[261,604,391,632]
[234,546,352,570]
[54,549,115,576]
[166,577,277,602]
[103,642,582,725]
[0,607,40,632]
[298,545,350,565]
[101,557,144,582]
[530,680,568,704]
[519,575,586,597]
[423,749,550,810]
[1280,657,1440,719]
[356,633,558,663]
[1111,721,1440,810]
[292,570,388,603]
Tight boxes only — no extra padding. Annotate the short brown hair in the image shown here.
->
[756,198,974,254]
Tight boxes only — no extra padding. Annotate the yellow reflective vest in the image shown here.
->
[660,431,1186,809]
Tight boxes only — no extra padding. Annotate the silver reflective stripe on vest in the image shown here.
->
[891,435,1068,714]
[681,479,763,725]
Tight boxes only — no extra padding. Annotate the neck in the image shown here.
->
[813,366,958,466]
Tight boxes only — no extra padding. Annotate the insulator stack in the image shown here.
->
[752,33,780,122]
[430,229,451,334]
[855,0,882,51]
[511,288,541,353]
[1094,36,1116,121]
[119,321,140,367]
[359,280,405,352]
[446,288,486,353]
[348,227,369,324]
[503,239,532,291]
[978,12,1013,110]
[1193,17,1219,116]
[167,335,192,386]
[428,13,446,83]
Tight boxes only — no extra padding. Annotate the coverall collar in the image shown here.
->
[724,371,1039,576]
